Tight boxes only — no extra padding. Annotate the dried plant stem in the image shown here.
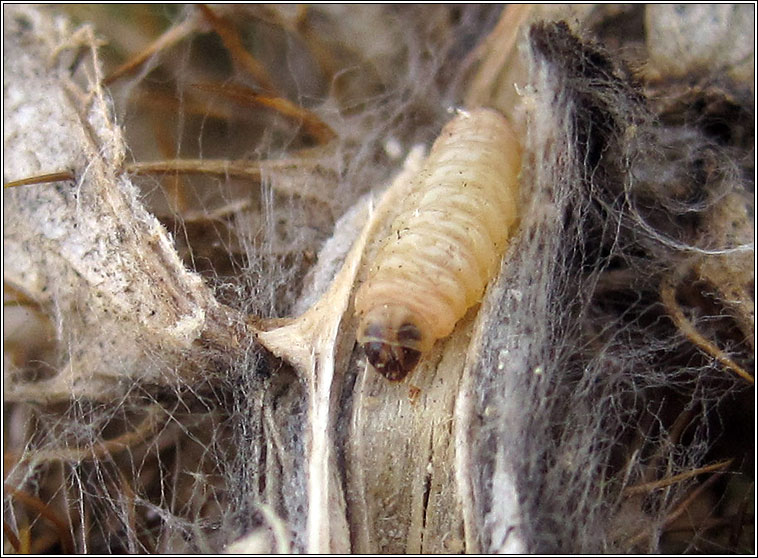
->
[3,522,21,552]
[623,458,733,496]
[4,171,75,189]
[625,469,727,549]
[9,405,165,466]
[3,283,45,310]
[103,15,199,85]
[134,87,235,121]
[464,4,533,111]
[191,81,336,144]
[17,520,31,554]
[661,273,754,384]
[127,157,325,179]
[197,5,278,94]
[4,484,75,554]
[126,157,336,205]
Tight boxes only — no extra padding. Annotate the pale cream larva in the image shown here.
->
[354,108,522,381]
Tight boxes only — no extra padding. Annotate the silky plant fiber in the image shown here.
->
[2,4,754,554]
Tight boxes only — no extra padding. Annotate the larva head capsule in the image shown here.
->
[357,304,432,381]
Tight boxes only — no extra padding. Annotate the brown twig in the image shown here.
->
[661,270,754,384]
[15,405,166,465]
[103,15,198,86]
[126,156,335,205]
[3,283,44,310]
[4,171,75,189]
[3,522,21,552]
[18,521,31,554]
[464,4,534,109]
[197,5,278,94]
[192,81,336,144]
[4,484,75,554]
[132,86,235,121]
[625,468,728,550]
[623,459,733,496]
[128,158,267,178]
[128,156,326,179]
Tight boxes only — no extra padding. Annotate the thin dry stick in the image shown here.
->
[151,109,188,213]
[126,157,336,205]
[3,522,21,552]
[464,4,534,109]
[623,459,733,496]
[165,199,252,223]
[192,81,336,144]
[4,171,75,189]
[30,529,66,554]
[128,157,322,178]
[729,480,753,549]
[133,87,235,121]
[103,15,199,85]
[288,7,342,86]
[17,520,31,554]
[13,405,166,465]
[664,471,728,534]
[3,283,44,310]
[661,271,754,384]
[625,469,728,550]
[643,407,697,484]
[197,4,278,94]
[3,485,75,554]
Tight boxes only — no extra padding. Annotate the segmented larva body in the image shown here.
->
[355,108,521,381]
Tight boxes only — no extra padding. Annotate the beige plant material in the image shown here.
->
[695,192,755,350]
[255,146,433,552]
[464,4,596,128]
[645,4,755,85]
[3,5,245,402]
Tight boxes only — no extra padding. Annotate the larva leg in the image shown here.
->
[355,108,522,381]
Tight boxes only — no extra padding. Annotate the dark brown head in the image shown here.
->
[357,304,431,381]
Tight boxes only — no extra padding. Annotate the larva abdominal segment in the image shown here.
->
[355,108,522,381]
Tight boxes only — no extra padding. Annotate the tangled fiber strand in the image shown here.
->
[462,20,753,553]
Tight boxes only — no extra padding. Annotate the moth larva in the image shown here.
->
[355,108,522,381]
